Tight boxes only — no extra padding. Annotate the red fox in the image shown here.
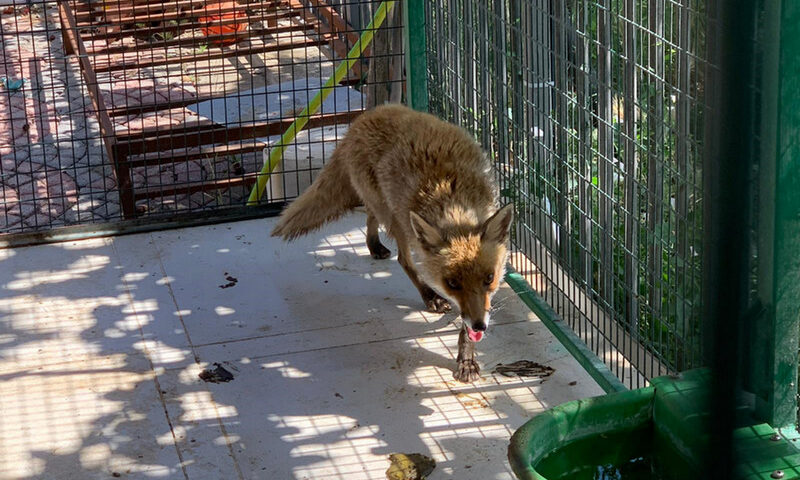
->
[271,104,513,383]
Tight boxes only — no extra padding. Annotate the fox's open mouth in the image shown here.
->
[467,326,484,342]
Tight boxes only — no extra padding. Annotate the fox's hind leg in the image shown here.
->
[366,211,391,259]
[395,234,451,313]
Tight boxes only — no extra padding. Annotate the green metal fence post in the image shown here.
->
[403,0,429,111]
[754,0,800,431]
[702,0,757,471]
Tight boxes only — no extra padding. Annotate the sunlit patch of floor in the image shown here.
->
[0,214,602,479]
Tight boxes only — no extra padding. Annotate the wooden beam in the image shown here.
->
[76,0,282,24]
[115,109,363,156]
[124,140,268,167]
[93,36,330,73]
[133,173,259,200]
[287,0,362,78]
[303,0,359,46]
[87,23,316,55]
[80,0,281,19]
[79,10,298,42]
[59,0,137,218]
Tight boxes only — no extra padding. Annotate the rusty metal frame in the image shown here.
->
[59,0,367,218]
[59,0,135,215]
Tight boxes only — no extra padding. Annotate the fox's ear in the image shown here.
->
[410,211,444,251]
[481,204,514,244]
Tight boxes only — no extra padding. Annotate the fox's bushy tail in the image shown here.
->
[271,153,360,240]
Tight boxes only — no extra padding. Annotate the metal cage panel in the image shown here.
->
[0,0,403,236]
[422,0,711,388]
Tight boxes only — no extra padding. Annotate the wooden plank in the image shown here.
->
[92,36,330,73]
[107,96,203,117]
[118,118,219,140]
[59,0,137,218]
[87,23,316,56]
[124,140,268,167]
[115,109,363,156]
[287,0,362,78]
[107,71,364,117]
[365,0,390,108]
[79,11,298,42]
[88,0,282,10]
[133,173,259,199]
[303,0,359,46]
[76,0,282,23]
[388,1,403,103]
[80,0,277,19]
[78,0,211,20]
[91,0,192,7]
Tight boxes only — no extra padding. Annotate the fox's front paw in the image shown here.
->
[367,239,392,259]
[425,295,452,313]
[370,244,392,259]
[453,359,481,383]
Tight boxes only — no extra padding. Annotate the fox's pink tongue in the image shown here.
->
[467,327,483,342]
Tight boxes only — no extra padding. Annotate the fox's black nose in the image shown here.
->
[472,322,487,332]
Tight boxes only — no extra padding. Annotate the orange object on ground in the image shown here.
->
[199,1,247,46]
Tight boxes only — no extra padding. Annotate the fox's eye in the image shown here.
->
[446,278,461,290]
[484,273,494,286]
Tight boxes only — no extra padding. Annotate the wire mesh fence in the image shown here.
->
[423,0,710,388]
[0,0,402,235]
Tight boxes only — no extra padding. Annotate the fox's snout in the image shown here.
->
[463,313,489,343]
[471,320,487,332]
[461,302,490,343]
[464,312,488,332]
[460,290,492,339]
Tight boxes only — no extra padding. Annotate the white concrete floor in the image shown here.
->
[0,214,603,480]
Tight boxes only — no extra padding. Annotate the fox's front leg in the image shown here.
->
[395,235,451,313]
[366,211,391,259]
[454,323,480,382]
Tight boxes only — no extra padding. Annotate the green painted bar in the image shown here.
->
[403,0,429,111]
[755,0,800,429]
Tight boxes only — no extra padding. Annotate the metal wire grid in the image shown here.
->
[424,0,710,388]
[0,2,99,232]
[0,0,403,235]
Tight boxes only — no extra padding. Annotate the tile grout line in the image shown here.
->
[204,318,532,363]
[190,315,525,349]
[151,234,246,480]
[151,243,201,365]
[110,236,191,480]
[179,288,529,353]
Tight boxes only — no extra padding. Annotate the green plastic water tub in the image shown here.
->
[509,369,800,480]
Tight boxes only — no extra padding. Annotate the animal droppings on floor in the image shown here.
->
[199,363,235,383]
[219,272,238,289]
[385,453,436,480]
[493,360,555,379]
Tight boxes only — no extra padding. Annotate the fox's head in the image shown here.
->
[410,204,514,343]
